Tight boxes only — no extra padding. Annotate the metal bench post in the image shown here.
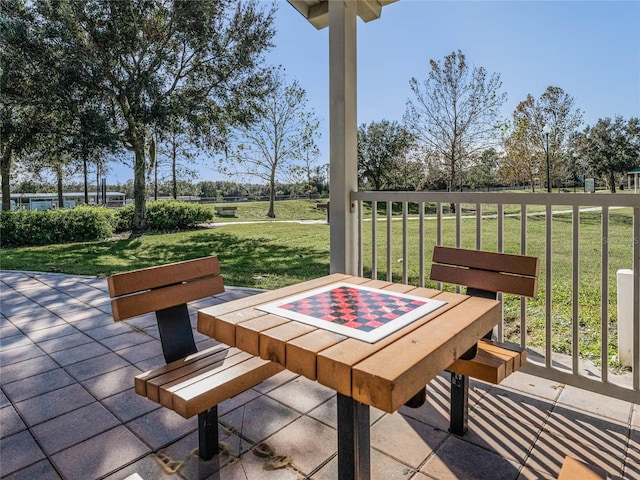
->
[449,372,469,435]
[449,287,496,435]
[198,407,220,460]
[155,304,197,363]
[156,303,221,459]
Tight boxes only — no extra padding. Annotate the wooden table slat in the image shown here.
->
[259,322,317,364]
[316,291,464,396]
[286,329,346,379]
[237,314,291,356]
[352,296,501,412]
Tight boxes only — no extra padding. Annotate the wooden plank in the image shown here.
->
[108,256,220,297]
[479,340,526,370]
[483,341,527,372]
[145,348,244,403]
[171,356,282,418]
[358,279,393,289]
[158,350,255,408]
[236,314,290,356]
[432,246,539,277]
[259,322,316,365]
[134,344,230,397]
[351,296,501,412]
[204,308,269,347]
[447,348,507,384]
[316,289,458,397]
[111,276,224,321]
[430,264,538,298]
[286,329,345,380]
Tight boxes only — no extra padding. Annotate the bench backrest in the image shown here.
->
[430,246,539,298]
[107,256,225,363]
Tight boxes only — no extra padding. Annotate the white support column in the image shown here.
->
[329,0,358,275]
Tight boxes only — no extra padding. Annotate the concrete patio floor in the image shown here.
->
[1,270,638,480]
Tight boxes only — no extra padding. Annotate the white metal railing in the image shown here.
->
[352,191,640,403]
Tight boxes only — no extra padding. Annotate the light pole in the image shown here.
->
[543,124,552,193]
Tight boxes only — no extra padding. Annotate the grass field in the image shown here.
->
[1,199,634,369]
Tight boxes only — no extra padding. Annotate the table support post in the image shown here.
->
[449,372,469,435]
[337,393,370,480]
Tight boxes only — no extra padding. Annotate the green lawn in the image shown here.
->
[207,198,329,222]
[0,221,331,291]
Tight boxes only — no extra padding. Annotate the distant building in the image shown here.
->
[10,192,126,210]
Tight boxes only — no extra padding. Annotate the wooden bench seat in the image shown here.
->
[447,339,526,384]
[107,257,281,459]
[135,344,280,419]
[429,246,539,435]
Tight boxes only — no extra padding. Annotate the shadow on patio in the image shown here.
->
[1,271,637,480]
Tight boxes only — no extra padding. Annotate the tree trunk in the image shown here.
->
[172,141,178,200]
[610,172,616,193]
[56,163,64,208]
[530,170,536,193]
[1,148,12,211]
[448,150,456,213]
[267,168,276,218]
[96,169,100,204]
[83,157,89,204]
[154,160,158,201]
[133,140,147,231]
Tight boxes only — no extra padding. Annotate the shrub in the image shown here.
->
[114,200,214,232]
[1,201,213,247]
[0,206,115,247]
[144,200,214,231]
[113,204,135,232]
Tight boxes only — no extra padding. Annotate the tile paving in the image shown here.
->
[0,270,638,480]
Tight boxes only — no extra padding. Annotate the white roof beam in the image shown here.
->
[287,1,397,30]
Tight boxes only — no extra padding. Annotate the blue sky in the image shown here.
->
[110,0,640,184]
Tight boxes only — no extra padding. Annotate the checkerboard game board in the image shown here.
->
[257,282,446,343]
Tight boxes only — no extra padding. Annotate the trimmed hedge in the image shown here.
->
[115,201,214,232]
[1,201,214,247]
[1,206,116,247]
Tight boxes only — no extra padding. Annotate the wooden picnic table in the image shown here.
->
[197,273,500,480]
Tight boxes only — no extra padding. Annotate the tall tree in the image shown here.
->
[357,120,414,191]
[158,128,198,200]
[289,140,321,197]
[502,118,540,191]
[467,148,500,191]
[576,116,640,193]
[510,87,583,190]
[30,0,275,230]
[404,50,506,200]
[224,71,319,218]
[1,0,54,210]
